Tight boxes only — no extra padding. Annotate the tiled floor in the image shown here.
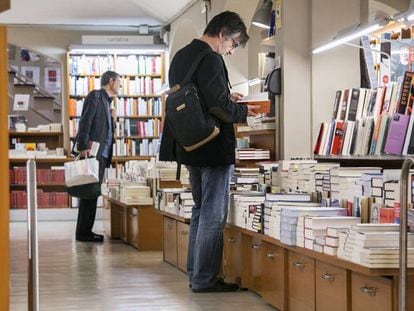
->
[9,221,275,310]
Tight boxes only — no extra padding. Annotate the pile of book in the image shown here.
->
[228,193,265,232]
[156,161,189,185]
[178,192,193,219]
[338,223,414,267]
[119,181,152,205]
[235,148,270,161]
[299,216,361,255]
[280,206,347,246]
[263,193,312,240]
[155,188,187,215]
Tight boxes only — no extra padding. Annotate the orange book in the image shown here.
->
[68,99,76,116]
[238,99,271,114]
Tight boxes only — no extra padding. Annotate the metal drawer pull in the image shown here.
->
[251,243,262,249]
[293,261,304,269]
[360,286,377,296]
[266,252,274,258]
[227,238,236,243]
[321,273,335,281]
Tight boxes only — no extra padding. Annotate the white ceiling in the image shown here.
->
[0,0,196,28]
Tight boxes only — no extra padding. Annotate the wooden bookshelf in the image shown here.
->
[314,155,409,169]
[66,49,165,161]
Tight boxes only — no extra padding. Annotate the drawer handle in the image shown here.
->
[360,286,377,296]
[321,273,335,282]
[266,252,275,258]
[251,243,262,249]
[293,261,304,269]
[228,238,236,243]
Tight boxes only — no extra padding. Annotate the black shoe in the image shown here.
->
[76,233,104,242]
[192,279,239,293]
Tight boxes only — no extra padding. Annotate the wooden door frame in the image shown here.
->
[0,25,10,311]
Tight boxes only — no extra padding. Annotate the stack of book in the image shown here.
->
[119,181,152,205]
[156,162,190,185]
[235,148,270,161]
[263,193,312,240]
[178,192,193,219]
[301,216,361,253]
[337,223,414,267]
[155,188,187,215]
[280,206,347,246]
[233,167,263,192]
[228,193,265,232]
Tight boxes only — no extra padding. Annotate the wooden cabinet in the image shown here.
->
[103,196,162,250]
[176,221,189,272]
[352,272,392,311]
[261,241,286,310]
[163,216,177,266]
[315,260,349,311]
[288,251,315,311]
[223,227,242,285]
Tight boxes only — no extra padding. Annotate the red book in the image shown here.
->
[379,207,395,223]
[313,123,324,154]
[330,121,345,155]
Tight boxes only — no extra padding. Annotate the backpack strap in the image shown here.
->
[180,49,213,85]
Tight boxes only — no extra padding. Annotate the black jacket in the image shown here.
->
[159,39,247,166]
[77,89,114,164]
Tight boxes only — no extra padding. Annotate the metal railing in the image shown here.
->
[27,159,39,311]
[399,158,414,311]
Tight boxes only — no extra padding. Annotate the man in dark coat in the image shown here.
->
[75,70,120,242]
[160,11,257,292]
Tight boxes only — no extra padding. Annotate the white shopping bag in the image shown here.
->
[64,157,100,187]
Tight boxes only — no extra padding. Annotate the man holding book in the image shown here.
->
[160,11,256,292]
[75,70,120,242]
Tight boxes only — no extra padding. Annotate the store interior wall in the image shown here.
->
[311,0,361,147]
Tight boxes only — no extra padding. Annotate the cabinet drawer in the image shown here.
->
[261,242,286,310]
[352,272,392,311]
[288,251,315,311]
[163,216,177,266]
[223,227,242,285]
[315,260,348,311]
[242,236,262,294]
[176,221,189,272]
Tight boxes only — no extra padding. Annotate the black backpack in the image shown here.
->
[165,49,220,152]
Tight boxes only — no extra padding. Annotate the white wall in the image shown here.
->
[311,0,361,150]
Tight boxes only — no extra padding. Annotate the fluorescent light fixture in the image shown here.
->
[248,78,262,86]
[407,14,414,21]
[252,0,273,29]
[312,23,381,54]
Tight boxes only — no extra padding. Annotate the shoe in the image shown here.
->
[192,279,239,293]
[76,233,104,242]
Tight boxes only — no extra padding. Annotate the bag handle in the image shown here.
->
[166,49,213,94]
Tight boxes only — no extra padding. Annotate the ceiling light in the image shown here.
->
[312,23,382,54]
[252,0,273,29]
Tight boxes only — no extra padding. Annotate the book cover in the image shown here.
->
[330,121,345,155]
[332,90,342,120]
[397,71,414,114]
[346,88,360,121]
[384,113,410,155]
[313,122,324,155]
[338,89,350,120]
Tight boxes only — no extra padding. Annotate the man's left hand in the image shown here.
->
[229,92,244,103]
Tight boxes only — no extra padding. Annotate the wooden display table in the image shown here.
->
[223,224,414,311]
[102,195,162,251]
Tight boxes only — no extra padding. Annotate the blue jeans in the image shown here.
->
[186,164,233,289]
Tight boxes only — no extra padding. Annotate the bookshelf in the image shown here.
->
[8,132,70,209]
[66,48,165,167]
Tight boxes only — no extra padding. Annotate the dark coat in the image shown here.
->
[76,89,114,164]
[159,39,247,166]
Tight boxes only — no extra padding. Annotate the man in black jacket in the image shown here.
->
[160,11,256,292]
[75,70,120,242]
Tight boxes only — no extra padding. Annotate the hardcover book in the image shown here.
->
[384,113,410,155]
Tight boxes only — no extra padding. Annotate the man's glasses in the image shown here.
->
[230,37,240,49]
